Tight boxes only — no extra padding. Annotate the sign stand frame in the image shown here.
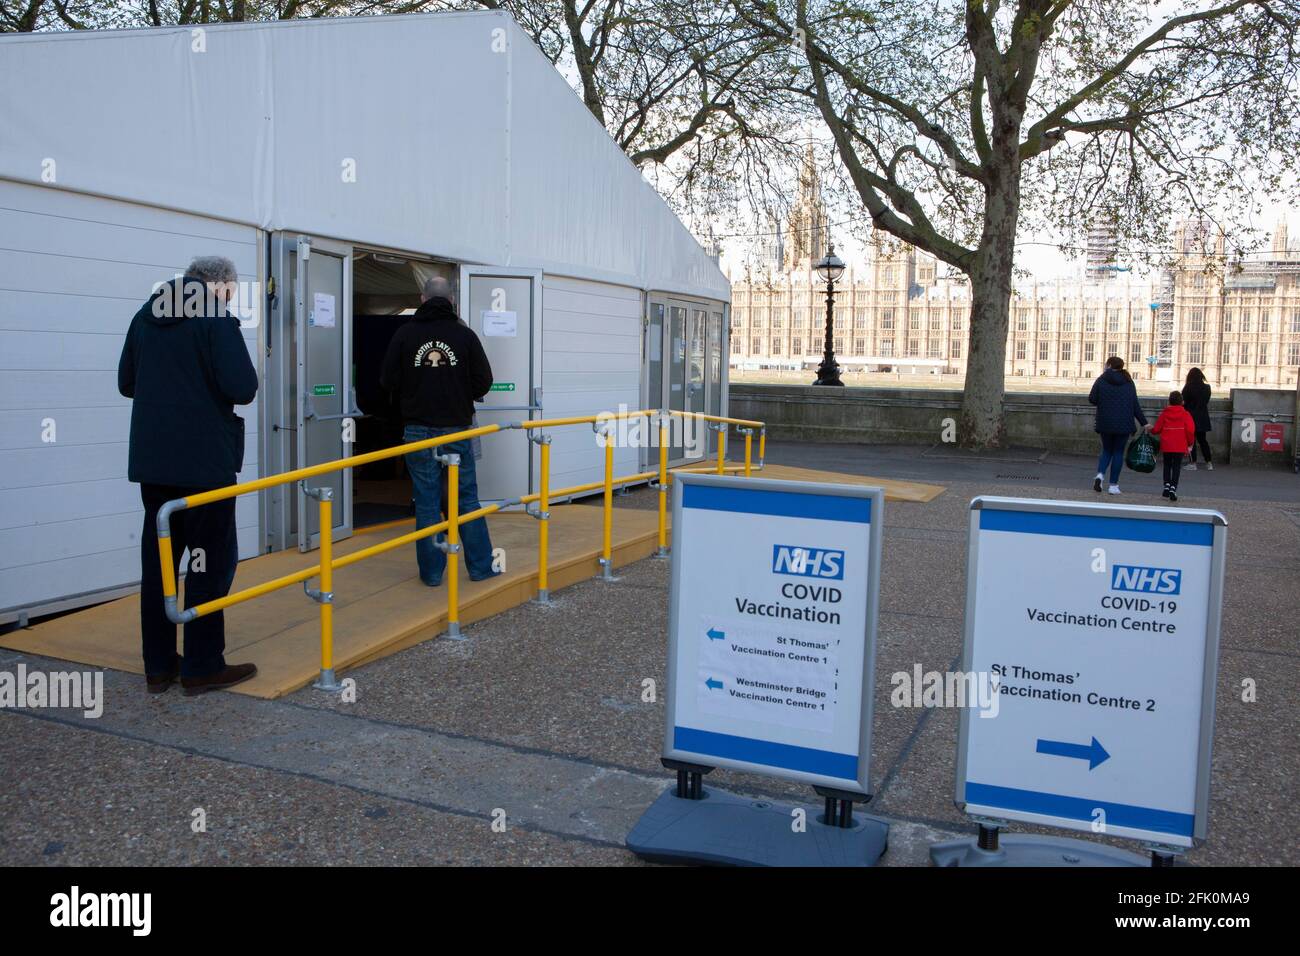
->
[662,758,712,800]
[930,496,1227,868]
[815,785,868,829]
[626,473,890,866]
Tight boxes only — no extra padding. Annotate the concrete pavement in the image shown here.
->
[1,441,1296,866]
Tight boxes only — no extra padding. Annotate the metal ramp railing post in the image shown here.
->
[436,450,464,640]
[301,484,340,692]
[737,426,754,477]
[595,420,618,582]
[529,432,554,606]
[652,411,670,558]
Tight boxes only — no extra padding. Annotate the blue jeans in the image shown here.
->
[403,424,497,584]
[1096,432,1128,484]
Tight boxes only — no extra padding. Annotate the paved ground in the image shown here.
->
[1,442,1296,866]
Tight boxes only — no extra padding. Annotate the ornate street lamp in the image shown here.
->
[813,243,846,386]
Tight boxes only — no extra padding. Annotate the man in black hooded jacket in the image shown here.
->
[380,276,499,586]
[118,256,259,696]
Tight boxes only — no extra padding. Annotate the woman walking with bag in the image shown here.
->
[1181,367,1214,470]
[1088,356,1149,495]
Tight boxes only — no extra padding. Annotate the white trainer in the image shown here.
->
[1108,484,1122,495]
[1185,463,1197,471]
[1206,462,1214,471]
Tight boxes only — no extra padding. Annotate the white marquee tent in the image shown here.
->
[0,11,731,622]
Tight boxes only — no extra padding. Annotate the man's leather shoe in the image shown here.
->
[181,663,258,697]
[146,665,180,694]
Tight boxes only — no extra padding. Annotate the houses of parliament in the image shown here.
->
[725,162,1300,389]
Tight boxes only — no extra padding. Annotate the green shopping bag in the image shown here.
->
[1125,432,1157,473]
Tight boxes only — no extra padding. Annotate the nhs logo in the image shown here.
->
[772,545,844,580]
[1111,564,1182,594]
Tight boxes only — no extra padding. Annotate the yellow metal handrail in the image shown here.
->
[155,407,766,689]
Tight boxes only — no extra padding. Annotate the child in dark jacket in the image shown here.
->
[1150,391,1197,502]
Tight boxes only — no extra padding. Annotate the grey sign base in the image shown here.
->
[930,832,1151,867]
[626,786,889,867]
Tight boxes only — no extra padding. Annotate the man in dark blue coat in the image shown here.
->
[1087,356,1149,494]
[118,257,259,695]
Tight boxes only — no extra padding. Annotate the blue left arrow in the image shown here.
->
[1036,736,1110,770]
[705,677,723,690]
[706,628,726,641]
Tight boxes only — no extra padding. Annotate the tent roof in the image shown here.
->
[0,11,728,301]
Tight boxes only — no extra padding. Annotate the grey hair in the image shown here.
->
[188,256,238,284]
[422,275,453,300]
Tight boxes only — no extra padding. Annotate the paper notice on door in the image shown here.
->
[311,292,336,328]
[482,310,518,337]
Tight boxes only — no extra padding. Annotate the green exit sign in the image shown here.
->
[490,382,515,392]
[312,384,336,396]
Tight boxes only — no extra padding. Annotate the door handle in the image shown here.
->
[303,394,364,422]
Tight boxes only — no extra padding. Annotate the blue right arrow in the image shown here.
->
[705,677,723,690]
[1036,736,1110,770]
[706,628,726,641]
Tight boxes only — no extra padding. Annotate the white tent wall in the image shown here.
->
[0,29,272,230]
[266,15,509,264]
[0,11,727,300]
[506,26,729,299]
[0,181,262,622]
[0,10,730,617]
[541,276,643,492]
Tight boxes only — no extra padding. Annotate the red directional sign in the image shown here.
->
[1261,422,1284,452]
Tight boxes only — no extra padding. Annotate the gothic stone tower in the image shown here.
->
[784,145,826,273]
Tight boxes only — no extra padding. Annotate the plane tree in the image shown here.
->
[736,0,1300,446]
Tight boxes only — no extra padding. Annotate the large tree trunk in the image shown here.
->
[961,249,1013,448]
[959,149,1021,448]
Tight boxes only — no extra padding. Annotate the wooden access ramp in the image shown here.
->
[1,464,943,698]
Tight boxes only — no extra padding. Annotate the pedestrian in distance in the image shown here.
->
[380,276,500,586]
[1151,390,1198,502]
[1181,367,1214,470]
[1088,355,1149,495]
[117,256,259,696]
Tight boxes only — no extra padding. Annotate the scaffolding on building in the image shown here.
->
[1153,270,1176,372]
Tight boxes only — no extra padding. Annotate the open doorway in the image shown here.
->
[350,251,456,530]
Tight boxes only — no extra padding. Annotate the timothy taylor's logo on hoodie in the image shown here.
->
[414,341,458,368]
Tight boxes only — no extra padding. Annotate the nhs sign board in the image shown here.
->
[1111,564,1182,595]
[772,545,845,580]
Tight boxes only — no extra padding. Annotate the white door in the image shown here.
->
[642,298,667,471]
[666,301,688,462]
[685,305,709,459]
[293,236,355,550]
[458,266,542,503]
[705,307,725,455]
[654,299,726,464]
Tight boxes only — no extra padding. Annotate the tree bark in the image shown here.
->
[962,248,1012,448]
[960,150,1021,448]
